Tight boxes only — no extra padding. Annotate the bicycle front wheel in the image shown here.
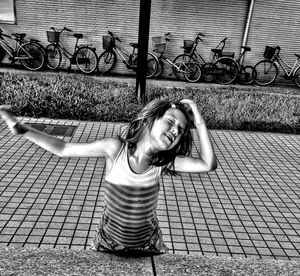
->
[213,57,238,85]
[18,42,45,71]
[153,58,164,78]
[98,50,116,74]
[45,44,62,70]
[293,66,300,88]
[239,65,256,85]
[172,54,196,80]
[254,60,278,86]
[75,46,98,74]
[183,63,202,83]
[146,53,159,78]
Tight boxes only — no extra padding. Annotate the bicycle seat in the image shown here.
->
[211,49,222,54]
[11,33,26,40]
[73,33,83,39]
[241,46,251,51]
[129,43,138,48]
[295,54,300,59]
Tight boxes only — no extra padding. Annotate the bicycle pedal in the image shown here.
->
[8,57,16,63]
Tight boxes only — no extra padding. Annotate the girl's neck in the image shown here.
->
[128,143,153,174]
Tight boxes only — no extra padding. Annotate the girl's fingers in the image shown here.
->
[0,105,12,110]
[0,106,18,132]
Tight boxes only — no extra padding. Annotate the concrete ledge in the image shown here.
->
[1,247,300,276]
[153,254,300,276]
[0,247,153,276]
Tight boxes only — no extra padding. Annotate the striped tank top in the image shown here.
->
[100,142,162,248]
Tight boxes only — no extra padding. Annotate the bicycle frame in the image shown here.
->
[55,40,79,60]
[191,35,227,64]
[0,33,32,59]
[159,54,188,73]
[191,50,206,64]
[112,43,137,69]
[273,54,300,77]
[156,33,195,74]
[112,43,136,68]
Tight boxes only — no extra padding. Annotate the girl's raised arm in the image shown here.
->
[174,99,218,173]
[0,105,118,159]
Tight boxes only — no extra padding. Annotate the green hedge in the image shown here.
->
[0,72,299,134]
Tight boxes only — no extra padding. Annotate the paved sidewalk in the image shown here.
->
[0,116,299,261]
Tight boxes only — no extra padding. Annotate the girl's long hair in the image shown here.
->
[118,99,194,175]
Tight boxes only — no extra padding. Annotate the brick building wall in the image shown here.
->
[0,0,299,77]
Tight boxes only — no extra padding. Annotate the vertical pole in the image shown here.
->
[240,0,255,64]
[135,0,152,104]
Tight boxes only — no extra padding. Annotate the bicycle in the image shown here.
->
[173,33,231,82]
[212,45,256,85]
[254,46,300,87]
[97,31,159,78]
[45,27,98,74]
[0,28,45,71]
[152,33,202,83]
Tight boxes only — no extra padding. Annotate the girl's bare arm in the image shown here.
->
[0,105,119,159]
[174,99,218,173]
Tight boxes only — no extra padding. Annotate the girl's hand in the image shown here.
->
[180,99,205,126]
[0,105,21,135]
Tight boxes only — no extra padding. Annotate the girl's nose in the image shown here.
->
[171,126,178,137]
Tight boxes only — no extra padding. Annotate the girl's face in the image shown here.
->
[149,108,187,151]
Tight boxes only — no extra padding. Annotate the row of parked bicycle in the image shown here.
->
[1,27,300,87]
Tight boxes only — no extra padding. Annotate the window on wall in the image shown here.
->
[0,0,16,24]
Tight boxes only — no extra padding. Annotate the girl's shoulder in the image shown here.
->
[103,137,124,161]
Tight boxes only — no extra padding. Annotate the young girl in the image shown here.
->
[0,98,217,254]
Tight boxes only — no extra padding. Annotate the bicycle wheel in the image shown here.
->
[45,44,62,70]
[254,60,278,86]
[293,67,300,88]
[18,42,45,71]
[153,59,164,78]
[98,50,116,74]
[172,54,196,80]
[75,46,98,74]
[183,62,202,83]
[239,65,256,85]
[213,57,238,85]
[146,53,159,78]
[202,62,215,82]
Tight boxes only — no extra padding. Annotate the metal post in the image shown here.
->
[241,0,255,64]
[135,0,152,103]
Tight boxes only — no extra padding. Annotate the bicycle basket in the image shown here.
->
[47,31,60,43]
[183,40,194,54]
[152,37,166,53]
[263,46,276,59]
[103,35,114,50]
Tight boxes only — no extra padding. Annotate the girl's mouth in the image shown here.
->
[165,133,175,144]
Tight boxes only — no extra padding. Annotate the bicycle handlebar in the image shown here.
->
[50,27,73,33]
[195,32,205,43]
[108,31,121,42]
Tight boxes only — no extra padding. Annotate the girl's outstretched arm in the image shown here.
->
[174,99,218,173]
[0,105,119,159]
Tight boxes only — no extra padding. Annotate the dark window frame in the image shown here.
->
[0,0,16,24]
